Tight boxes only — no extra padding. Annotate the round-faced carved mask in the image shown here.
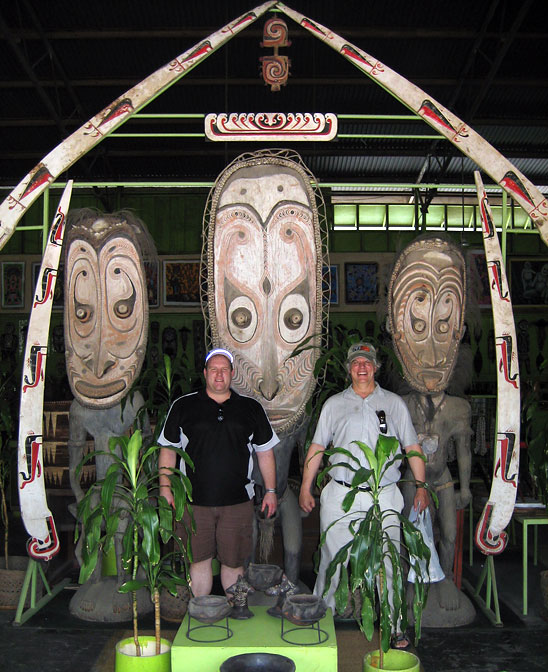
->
[387,236,466,393]
[204,152,325,436]
[64,212,151,408]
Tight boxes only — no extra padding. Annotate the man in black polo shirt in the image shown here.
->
[158,347,278,596]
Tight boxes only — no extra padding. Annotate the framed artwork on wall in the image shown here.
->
[322,264,339,304]
[144,260,160,309]
[469,250,492,307]
[344,262,378,304]
[163,259,201,305]
[509,257,548,306]
[1,261,25,309]
[32,262,64,310]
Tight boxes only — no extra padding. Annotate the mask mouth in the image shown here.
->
[75,379,126,399]
[416,370,446,392]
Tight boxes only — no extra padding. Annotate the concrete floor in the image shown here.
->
[1,514,547,671]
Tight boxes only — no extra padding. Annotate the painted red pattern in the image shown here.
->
[20,165,53,202]
[222,11,256,34]
[50,207,66,245]
[497,334,519,389]
[33,268,57,308]
[480,195,495,238]
[487,260,509,302]
[22,345,47,392]
[494,432,518,487]
[27,516,60,560]
[301,18,333,39]
[20,435,42,489]
[98,98,134,128]
[475,503,507,554]
[169,41,212,73]
[340,44,384,75]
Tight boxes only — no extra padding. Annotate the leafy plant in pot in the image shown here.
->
[76,428,194,669]
[317,434,434,671]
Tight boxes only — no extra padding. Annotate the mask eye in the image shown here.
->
[232,306,252,329]
[227,296,257,343]
[412,318,426,334]
[75,303,92,323]
[113,297,135,319]
[278,294,309,343]
[284,308,303,330]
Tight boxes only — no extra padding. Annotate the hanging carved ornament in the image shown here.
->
[202,149,327,437]
[260,17,291,91]
[388,236,466,394]
[64,211,151,409]
[204,112,337,141]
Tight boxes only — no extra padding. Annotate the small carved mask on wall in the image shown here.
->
[64,210,154,409]
[387,236,466,394]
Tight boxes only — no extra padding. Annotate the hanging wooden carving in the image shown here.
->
[260,17,291,91]
[473,171,520,556]
[204,112,337,141]
[202,149,328,437]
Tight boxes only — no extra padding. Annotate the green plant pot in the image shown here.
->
[115,636,171,672]
[364,649,420,672]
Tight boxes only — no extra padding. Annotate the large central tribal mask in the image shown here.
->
[387,236,466,394]
[203,150,326,436]
[64,210,154,409]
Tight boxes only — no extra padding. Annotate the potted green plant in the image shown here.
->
[316,434,434,672]
[76,428,194,670]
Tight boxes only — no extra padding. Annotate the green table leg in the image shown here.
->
[13,558,71,626]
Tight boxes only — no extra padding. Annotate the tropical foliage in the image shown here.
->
[317,434,434,667]
[75,429,194,655]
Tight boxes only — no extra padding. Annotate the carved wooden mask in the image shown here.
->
[388,236,466,393]
[205,153,323,436]
[64,213,149,408]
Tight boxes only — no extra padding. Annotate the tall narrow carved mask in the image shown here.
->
[387,236,466,393]
[204,151,325,436]
[64,211,152,408]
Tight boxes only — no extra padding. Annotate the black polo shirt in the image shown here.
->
[158,388,278,506]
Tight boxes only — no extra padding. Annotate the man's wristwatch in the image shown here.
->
[265,488,277,494]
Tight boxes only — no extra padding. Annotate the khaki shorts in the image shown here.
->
[179,500,254,568]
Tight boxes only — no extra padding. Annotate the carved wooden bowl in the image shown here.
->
[187,595,232,624]
[244,563,283,591]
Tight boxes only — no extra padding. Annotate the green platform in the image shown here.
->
[172,605,337,672]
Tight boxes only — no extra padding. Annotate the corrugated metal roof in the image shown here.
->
[0,0,546,194]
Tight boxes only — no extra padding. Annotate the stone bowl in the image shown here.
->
[282,594,327,626]
[220,652,295,672]
[244,563,283,591]
[187,595,232,624]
